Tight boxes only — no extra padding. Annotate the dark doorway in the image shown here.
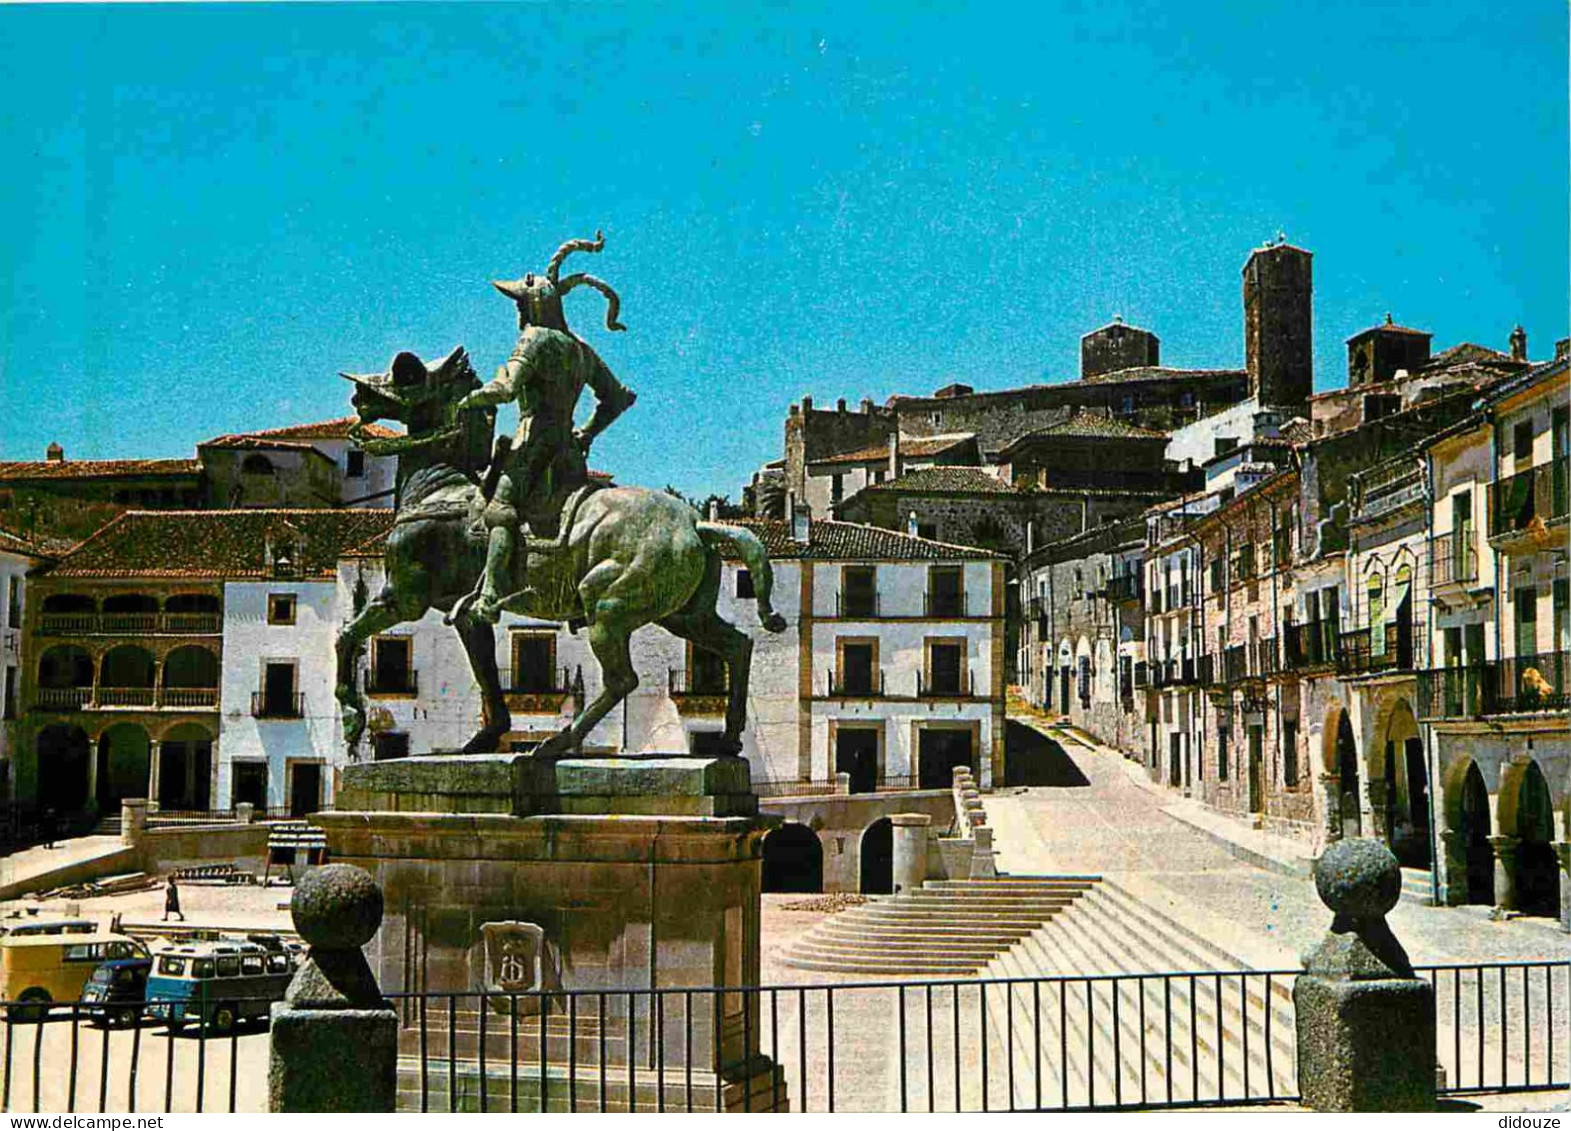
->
[1247,726,1264,814]
[1398,736,1431,868]
[835,728,879,793]
[688,730,730,757]
[36,725,90,812]
[859,818,893,895]
[1335,713,1361,836]
[95,725,150,809]
[157,733,213,810]
[233,763,268,811]
[1460,762,1494,905]
[1169,733,1182,788]
[289,763,322,818]
[762,824,823,893]
[918,728,973,790]
[262,662,297,716]
[1058,665,1071,714]
[1515,761,1559,918]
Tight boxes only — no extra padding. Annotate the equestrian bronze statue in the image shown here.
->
[334,232,786,759]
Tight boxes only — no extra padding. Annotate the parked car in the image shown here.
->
[80,957,154,1027]
[0,929,149,1021]
[144,940,297,1034]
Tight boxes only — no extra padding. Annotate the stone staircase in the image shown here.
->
[780,877,1099,977]
[1399,866,1434,906]
[981,878,1297,1108]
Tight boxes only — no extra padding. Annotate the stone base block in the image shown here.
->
[270,1005,399,1112]
[1293,974,1436,1112]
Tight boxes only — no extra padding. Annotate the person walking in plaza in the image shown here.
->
[162,875,184,922]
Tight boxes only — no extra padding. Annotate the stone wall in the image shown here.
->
[761,790,956,893]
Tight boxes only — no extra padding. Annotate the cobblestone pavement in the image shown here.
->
[988,721,1568,968]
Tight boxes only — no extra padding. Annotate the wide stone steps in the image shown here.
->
[1400,866,1433,905]
[980,880,1296,1108]
[780,878,1095,978]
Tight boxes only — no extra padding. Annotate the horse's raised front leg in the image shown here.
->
[336,590,404,759]
[452,609,511,753]
[536,563,639,757]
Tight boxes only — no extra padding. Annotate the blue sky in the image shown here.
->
[1,1,1565,499]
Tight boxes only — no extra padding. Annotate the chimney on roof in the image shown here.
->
[801,396,813,413]
[860,398,874,414]
[1510,325,1528,362]
[836,398,847,414]
[706,499,720,521]
[45,442,63,462]
[1557,338,1570,363]
[907,510,920,538]
[790,496,811,545]
[888,433,902,481]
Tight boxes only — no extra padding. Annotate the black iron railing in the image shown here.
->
[1481,652,1571,715]
[1222,645,1248,685]
[1335,621,1418,677]
[669,668,730,697]
[1106,575,1142,604]
[1253,638,1279,678]
[825,669,885,697]
[836,591,881,618]
[1132,662,1150,690]
[1282,622,1339,670]
[923,592,968,618]
[37,612,221,637]
[1428,531,1478,588]
[364,669,419,697]
[250,691,304,719]
[1491,461,1570,539]
[917,670,973,698]
[502,666,580,697]
[3,961,1566,1113]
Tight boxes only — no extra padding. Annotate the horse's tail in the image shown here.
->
[696,522,788,633]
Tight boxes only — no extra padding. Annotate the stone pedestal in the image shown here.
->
[120,798,147,847]
[316,752,785,1112]
[890,813,930,894]
[1489,834,1520,912]
[1318,773,1341,844]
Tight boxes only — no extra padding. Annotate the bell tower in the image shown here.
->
[1243,240,1313,410]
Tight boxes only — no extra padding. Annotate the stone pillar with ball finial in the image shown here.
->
[269,864,398,1112]
[1293,838,1436,1111]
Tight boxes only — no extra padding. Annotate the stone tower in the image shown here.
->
[1243,242,1313,410]
[1080,317,1160,379]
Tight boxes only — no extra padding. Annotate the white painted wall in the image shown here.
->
[0,548,30,794]
[309,438,396,508]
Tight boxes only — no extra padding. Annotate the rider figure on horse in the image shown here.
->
[455,231,637,624]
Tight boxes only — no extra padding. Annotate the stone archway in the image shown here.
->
[1442,759,1495,906]
[35,724,91,813]
[762,824,824,893]
[95,723,151,809]
[859,818,893,895]
[1324,710,1361,839]
[1375,700,1429,869]
[1498,759,1559,918]
[155,721,214,811]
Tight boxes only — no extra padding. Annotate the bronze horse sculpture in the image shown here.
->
[334,345,787,759]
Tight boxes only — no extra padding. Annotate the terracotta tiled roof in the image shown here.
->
[1077,366,1245,385]
[0,458,203,482]
[1421,343,1520,370]
[811,433,976,466]
[1348,321,1430,340]
[214,416,399,442]
[717,519,1000,561]
[861,466,1016,495]
[0,524,71,559]
[198,436,335,457]
[47,509,396,579]
[1012,412,1167,443]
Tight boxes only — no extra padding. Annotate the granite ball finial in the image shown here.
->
[1314,838,1401,921]
[290,863,383,951]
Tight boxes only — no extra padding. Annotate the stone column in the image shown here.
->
[146,742,162,811]
[1488,835,1520,912]
[1556,843,1570,933]
[1365,779,1388,842]
[1437,829,1468,907]
[969,826,997,879]
[890,812,931,895]
[1319,772,1341,844]
[120,798,148,848]
[1294,838,1436,1111]
[269,864,397,1112]
[235,802,255,825]
[834,771,850,796]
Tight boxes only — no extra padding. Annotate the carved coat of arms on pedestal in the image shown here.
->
[476,921,559,1015]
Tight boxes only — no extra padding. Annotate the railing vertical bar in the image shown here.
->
[770,989,781,1113]
[130,1013,144,1112]
[1007,981,1015,1112]
[1476,967,1484,1089]
[712,991,721,1114]
[568,991,576,1113]
[1213,973,1222,1101]
[511,994,519,1113]
[30,1013,41,1114]
[1546,966,1554,1089]
[1241,973,1251,1099]
[1137,977,1148,1105]
[2,1010,13,1112]
[681,990,690,1114]
[1188,975,1197,1101]
[543,993,553,1113]
[1524,966,1531,1085]
[953,983,961,1112]
[418,996,429,1112]
[1086,979,1095,1109]
[627,991,636,1114]
[798,988,806,1114]
[194,1012,207,1114]
[1453,969,1461,1090]
[68,1008,80,1113]
[479,992,489,1113]
[163,1016,174,1113]
[980,983,989,1113]
[898,985,907,1113]
[1264,973,1275,1098]
[227,1019,238,1113]
[1059,981,1067,1110]
[1113,979,1122,1107]
[1033,980,1042,1112]
[99,1011,111,1113]
[741,988,750,1114]
[446,995,456,1113]
[926,984,935,1113]
[826,986,835,1113]
[1162,975,1172,1106]
[1500,965,1507,1087]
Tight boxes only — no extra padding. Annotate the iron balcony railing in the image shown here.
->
[824,668,886,698]
[1105,574,1142,604]
[668,668,730,697]
[1282,622,1340,670]
[923,592,968,618]
[1491,460,1570,539]
[1335,620,1418,677]
[1253,638,1279,678]
[36,612,222,636]
[250,691,304,719]
[836,591,881,618]
[364,668,419,697]
[917,670,974,698]
[2,961,1567,1113]
[1195,652,1216,688]
[1222,644,1248,684]
[32,686,91,711]
[1132,661,1150,689]
[1428,530,1479,588]
[501,666,580,697]
[1149,658,1198,689]
[160,687,219,709]
[1477,651,1571,715]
